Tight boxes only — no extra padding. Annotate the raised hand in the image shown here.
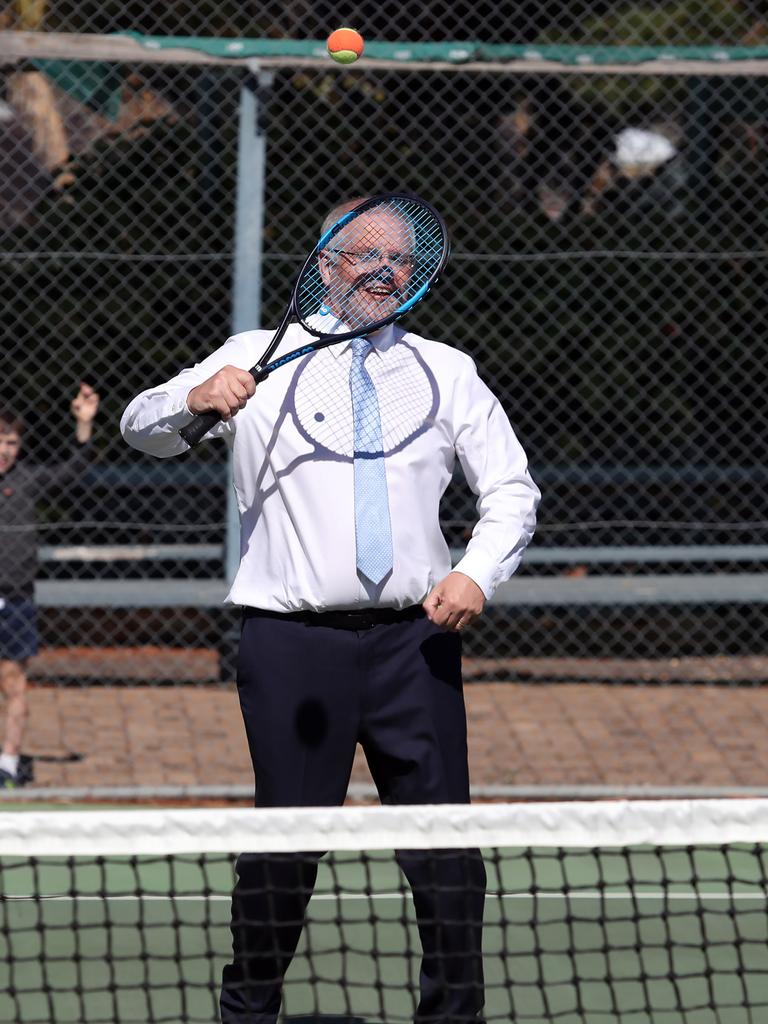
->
[72,382,100,443]
[71,382,100,424]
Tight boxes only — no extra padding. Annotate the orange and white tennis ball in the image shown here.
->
[327,27,364,65]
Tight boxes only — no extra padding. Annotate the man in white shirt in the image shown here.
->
[121,197,539,1024]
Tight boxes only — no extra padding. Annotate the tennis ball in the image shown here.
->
[327,27,364,65]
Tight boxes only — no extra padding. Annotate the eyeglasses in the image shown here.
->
[327,248,416,270]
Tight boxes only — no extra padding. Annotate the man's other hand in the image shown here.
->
[423,572,485,632]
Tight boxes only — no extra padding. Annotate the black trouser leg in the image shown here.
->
[398,849,487,1024]
[220,853,320,1024]
[220,615,359,1024]
[360,618,487,1023]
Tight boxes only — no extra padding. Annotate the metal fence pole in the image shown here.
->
[220,65,272,679]
[226,64,272,585]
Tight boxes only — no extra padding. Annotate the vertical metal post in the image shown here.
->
[226,64,272,585]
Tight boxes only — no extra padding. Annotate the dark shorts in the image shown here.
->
[0,598,39,662]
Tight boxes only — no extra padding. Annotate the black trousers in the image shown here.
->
[219,609,487,1024]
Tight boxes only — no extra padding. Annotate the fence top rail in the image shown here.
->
[36,543,768,565]
[3,32,768,75]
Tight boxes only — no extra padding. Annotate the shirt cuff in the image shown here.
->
[156,389,195,425]
[451,551,501,601]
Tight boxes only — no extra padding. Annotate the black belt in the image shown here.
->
[244,604,425,630]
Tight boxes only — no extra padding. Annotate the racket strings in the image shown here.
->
[292,345,437,458]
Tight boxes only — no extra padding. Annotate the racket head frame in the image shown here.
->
[179,192,449,445]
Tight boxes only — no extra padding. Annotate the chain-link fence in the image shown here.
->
[2,0,765,45]
[2,2,768,794]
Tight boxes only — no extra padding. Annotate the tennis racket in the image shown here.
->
[179,191,449,448]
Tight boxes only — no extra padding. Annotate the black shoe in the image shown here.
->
[17,754,34,784]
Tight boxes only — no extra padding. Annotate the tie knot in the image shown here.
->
[351,337,372,360]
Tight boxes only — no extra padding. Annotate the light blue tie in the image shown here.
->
[350,337,393,584]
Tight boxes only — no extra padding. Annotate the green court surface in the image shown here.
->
[2,845,767,1023]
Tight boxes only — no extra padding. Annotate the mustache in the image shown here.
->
[347,268,404,297]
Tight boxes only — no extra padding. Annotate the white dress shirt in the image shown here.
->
[120,323,540,611]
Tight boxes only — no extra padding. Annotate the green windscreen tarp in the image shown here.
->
[123,34,768,66]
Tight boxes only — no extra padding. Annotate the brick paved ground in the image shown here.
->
[5,647,768,792]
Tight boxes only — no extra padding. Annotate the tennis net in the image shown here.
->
[1,799,768,1023]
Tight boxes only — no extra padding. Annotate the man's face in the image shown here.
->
[318,209,415,328]
[0,430,21,474]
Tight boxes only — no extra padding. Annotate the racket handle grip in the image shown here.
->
[179,410,222,448]
[178,365,267,447]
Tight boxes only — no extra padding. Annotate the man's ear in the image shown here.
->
[318,251,333,287]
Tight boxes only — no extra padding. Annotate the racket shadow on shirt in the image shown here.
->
[251,333,441,503]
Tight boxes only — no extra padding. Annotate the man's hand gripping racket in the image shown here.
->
[179,192,450,448]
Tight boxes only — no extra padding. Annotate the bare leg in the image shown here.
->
[0,659,29,756]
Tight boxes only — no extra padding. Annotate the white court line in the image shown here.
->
[5,890,768,902]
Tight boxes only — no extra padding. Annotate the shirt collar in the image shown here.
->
[303,310,398,359]
[331,323,397,359]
